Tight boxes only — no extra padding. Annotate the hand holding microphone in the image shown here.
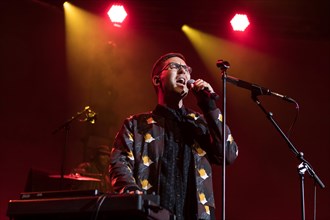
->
[187,79,220,100]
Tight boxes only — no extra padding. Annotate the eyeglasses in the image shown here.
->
[160,62,192,74]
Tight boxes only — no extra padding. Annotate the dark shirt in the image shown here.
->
[154,105,197,220]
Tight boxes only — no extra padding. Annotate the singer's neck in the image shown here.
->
[158,94,183,109]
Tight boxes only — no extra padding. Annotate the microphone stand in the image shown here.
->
[52,106,95,189]
[251,93,325,220]
[216,60,230,220]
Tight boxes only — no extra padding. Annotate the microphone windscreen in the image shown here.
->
[187,79,195,89]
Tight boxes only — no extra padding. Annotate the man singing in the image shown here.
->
[109,52,238,220]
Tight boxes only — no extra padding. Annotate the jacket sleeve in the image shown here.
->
[108,118,141,193]
[192,89,238,165]
[202,107,238,165]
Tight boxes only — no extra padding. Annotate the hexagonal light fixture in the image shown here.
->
[230,14,250,31]
[107,4,127,27]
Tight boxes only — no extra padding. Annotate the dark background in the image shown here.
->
[1,0,329,219]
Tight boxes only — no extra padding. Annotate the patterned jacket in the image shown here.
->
[109,105,238,219]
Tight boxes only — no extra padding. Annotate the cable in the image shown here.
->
[286,100,300,138]
[91,194,108,220]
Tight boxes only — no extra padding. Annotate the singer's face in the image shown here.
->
[158,57,191,98]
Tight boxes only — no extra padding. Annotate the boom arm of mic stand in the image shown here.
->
[52,106,92,134]
[251,94,325,189]
[251,94,325,220]
[51,106,93,189]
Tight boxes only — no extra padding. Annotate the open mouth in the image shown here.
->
[176,77,186,86]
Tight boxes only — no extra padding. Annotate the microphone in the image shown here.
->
[187,79,220,100]
[80,106,97,124]
[225,75,296,103]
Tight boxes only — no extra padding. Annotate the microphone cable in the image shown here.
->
[91,193,108,220]
[286,99,300,138]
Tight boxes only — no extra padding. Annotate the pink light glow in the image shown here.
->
[230,14,250,31]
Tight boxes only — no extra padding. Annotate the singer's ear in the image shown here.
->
[152,76,160,86]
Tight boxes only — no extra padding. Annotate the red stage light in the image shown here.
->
[107,4,127,27]
[230,14,250,31]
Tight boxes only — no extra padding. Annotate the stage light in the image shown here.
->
[107,4,127,27]
[63,1,72,10]
[230,14,250,31]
